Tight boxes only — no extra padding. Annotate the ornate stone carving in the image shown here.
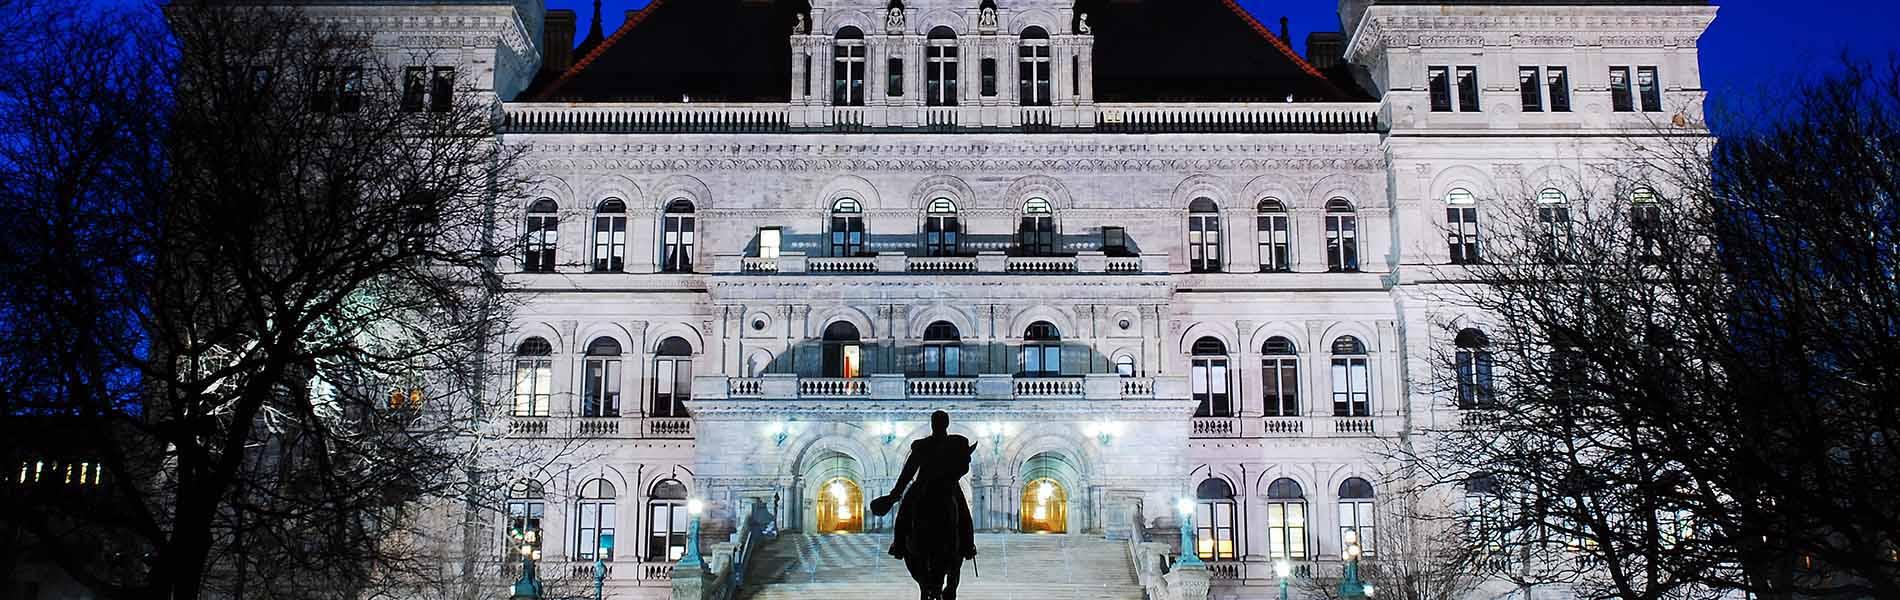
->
[977,6,998,32]
[885,6,906,33]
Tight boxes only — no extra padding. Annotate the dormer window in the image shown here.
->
[1018,27,1052,106]
[833,27,866,106]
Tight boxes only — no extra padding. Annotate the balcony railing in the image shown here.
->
[806,256,878,273]
[503,101,1381,134]
[799,378,870,397]
[502,103,791,134]
[1006,255,1078,273]
[716,251,1167,275]
[1262,416,1305,435]
[741,257,779,273]
[647,417,694,438]
[907,256,979,273]
[1012,377,1085,397]
[1119,377,1155,397]
[1191,417,1239,437]
[1334,417,1377,435]
[730,378,764,397]
[1095,102,1381,134]
[907,377,977,397]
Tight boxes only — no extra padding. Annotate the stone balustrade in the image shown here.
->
[906,255,979,273]
[729,378,763,397]
[647,417,694,438]
[798,378,870,397]
[907,377,978,397]
[805,256,878,273]
[740,257,778,273]
[721,251,1163,275]
[503,102,1381,134]
[1185,415,1398,439]
[716,374,1179,402]
[1012,377,1086,397]
[1120,377,1155,397]
[1095,102,1382,134]
[1261,416,1305,435]
[1006,255,1079,273]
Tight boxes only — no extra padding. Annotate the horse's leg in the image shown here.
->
[904,555,938,600]
[940,558,963,600]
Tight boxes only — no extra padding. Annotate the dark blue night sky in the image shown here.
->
[547,0,1900,127]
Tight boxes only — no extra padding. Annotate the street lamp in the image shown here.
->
[1338,541,1369,599]
[1275,559,1291,600]
[1176,498,1203,567]
[593,533,614,600]
[679,499,706,568]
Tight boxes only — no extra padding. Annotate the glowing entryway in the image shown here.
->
[1020,477,1067,533]
[816,477,863,533]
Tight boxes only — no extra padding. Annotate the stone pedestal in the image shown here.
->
[1164,563,1211,600]
[670,562,711,600]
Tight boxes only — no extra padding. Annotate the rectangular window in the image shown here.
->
[926,43,959,106]
[1102,226,1130,257]
[887,57,904,97]
[576,502,617,560]
[1191,358,1231,417]
[1018,44,1051,106]
[1455,66,1480,112]
[830,216,866,257]
[593,213,627,272]
[648,503,687,561]
[661,213,695,272]
[1539,205,1573,263]
[524,213,557,273]
[1455,349,1495,409]
[1195,501,1237,560]
[401,66,426,112]
[512,359,551,417]
[582,358,621,417]
[1263,357,1298,416]
[758,227,781,259]
[1547,67,1571,112]
[1447,206,1481,264]
[1257,213,1289,272]
[1427,66,1452,112]
[1339,500,1376,557]
[652,358,691,417]
[1331,357,1370,416]
[1267,501,1308,560]
[1638,66,1662,112]
[1610,66,1633,112]
[834,43,866,106]
[803,54,813,97]
[981,58,998,97]
[1071,55,1080,95]
[429,67,455,113]
[1519,67,1543,112]
[1187,213,1221,273]
[1325,213,1358,272]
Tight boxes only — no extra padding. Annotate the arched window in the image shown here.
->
[1021,321,1062,377]
[1017,198,1056,257]
[661,199,695,273]
[1256,198,1290,272]
[506,479,546,558]
[833,27,866,106]
[1338,478,1376,557]
[576,479,618,560]
[1187,198,1222,273]
[923,197,961,256]
[523,199,559,273]
[593,198,627,272]
[822,321,863,378]
[1018,27,1051,106]
[1195,478,1238,560]
[647,479,690,561]
[652,337,692,417]
[512,337,553,417]
[1262,337,1299,417]
[830,198,867,257]
[1630,186,1664,263]
[921,321,961,377]
[1265,478,1308,560]
[926,27,959,106]
[582,337,623,417]
[1190,337,1231,417]
[1330,336,1371,417]
[1114,354,1137,378]
[1446,188,1482,264]
[1537,188,1573,262]
[1455,328,1495,409]
[1324,198,1359,272]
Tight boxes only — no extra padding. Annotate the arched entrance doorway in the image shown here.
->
[816,477,864,533]
[1020,477,1067,533]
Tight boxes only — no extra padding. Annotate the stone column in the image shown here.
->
[1236,319,1259,417]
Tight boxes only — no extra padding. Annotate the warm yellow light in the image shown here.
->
[1033,505,1047,521]
[1036,481,1054,502]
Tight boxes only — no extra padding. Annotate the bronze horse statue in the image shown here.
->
[871,411,978,600]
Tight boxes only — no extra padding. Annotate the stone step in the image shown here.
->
[739,533,1144,600]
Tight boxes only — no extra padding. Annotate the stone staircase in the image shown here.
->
[737,532,1145,600]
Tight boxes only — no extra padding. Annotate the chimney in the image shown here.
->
[1305,31,1346,71]
[542,9,576,72]
[1279,16,1290,43]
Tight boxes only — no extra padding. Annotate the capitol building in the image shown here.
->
[342,0,1718,597]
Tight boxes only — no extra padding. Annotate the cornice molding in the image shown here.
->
[1348,11,1714,58]
[519,142,1387,175]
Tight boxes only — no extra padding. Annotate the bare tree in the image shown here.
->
[0,2,564,598]
[1407,60,1900,600]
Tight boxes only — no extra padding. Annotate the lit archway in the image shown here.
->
[1020,477,1067,533]
[816,477,864,533]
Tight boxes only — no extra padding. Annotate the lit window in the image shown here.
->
[506,480,547,559]
[1187,198,1222,273]
[1330,336,1370,417]
[1195,479,1238,560]
[647,479,690,561]
[1265,478,1308,560]
[1338,478,1377,557]
[513,337,553,417]
[822,321,863,378]
[757,227,781,259]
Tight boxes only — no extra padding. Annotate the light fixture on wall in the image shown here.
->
[1084,421,1123,446]
[765,420,791,447]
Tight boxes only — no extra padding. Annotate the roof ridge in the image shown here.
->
[1215,0,1349,100]
[534,0,667,101]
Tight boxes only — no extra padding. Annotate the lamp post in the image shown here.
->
[1275,559,1291,600]
[679,499,706,568]
[1338,541,1370,599]
[1175,499,1203,567]
[593,533,614,600]
[509,530,542,599]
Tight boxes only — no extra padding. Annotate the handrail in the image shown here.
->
[706,502,774,600]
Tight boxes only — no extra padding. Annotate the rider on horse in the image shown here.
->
[871,410,977,600]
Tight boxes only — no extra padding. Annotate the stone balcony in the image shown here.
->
[716,251,1168,275]
[706,373,1184,402]
[502,415,695,440]
[500,101,1382,134]
[1188,414,1400,439]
